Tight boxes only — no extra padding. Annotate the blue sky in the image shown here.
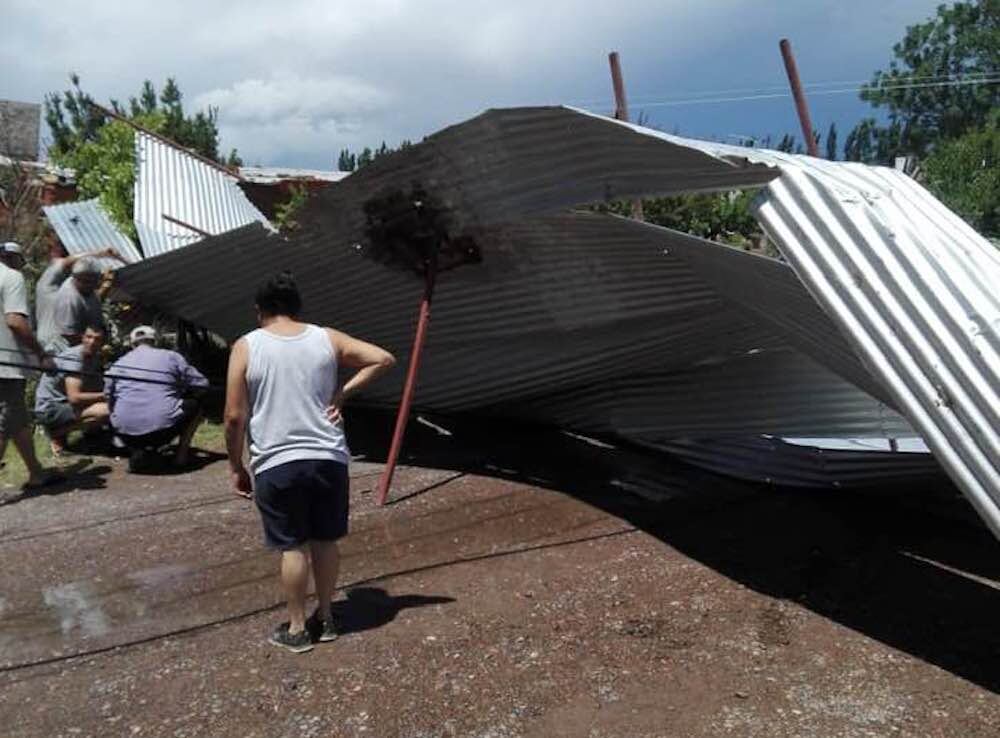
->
[1,1,944,167]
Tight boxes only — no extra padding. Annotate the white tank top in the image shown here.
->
[244,324,350,474]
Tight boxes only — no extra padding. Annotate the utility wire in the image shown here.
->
[584,77,1000,109]
[0,346,198,381]
[566,72,1000,109]
[617,71,1000,104]
[0,358,224,392]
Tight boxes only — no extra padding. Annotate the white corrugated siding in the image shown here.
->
[133,131,272,257]
[568,108,997,535]
[42,199,143,269]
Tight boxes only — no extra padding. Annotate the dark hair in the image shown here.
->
[83,323,105,335]
[255,270,302,317]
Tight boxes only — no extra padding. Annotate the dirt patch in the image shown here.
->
[1,422,998,737]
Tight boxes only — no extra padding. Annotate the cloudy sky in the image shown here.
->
[3,0,943,168]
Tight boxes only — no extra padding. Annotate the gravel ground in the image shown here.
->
[1,421,998,737]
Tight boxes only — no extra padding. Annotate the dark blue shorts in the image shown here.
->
[254,459,350,550]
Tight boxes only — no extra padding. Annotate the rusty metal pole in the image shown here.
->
[609,51,629,122]
[608,51,644,221]
[779,39,819,157]
[375,262,437,505]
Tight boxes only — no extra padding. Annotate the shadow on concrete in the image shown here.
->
[346,407,1000,694]
[1,460,111,506]
[124,449,227,477]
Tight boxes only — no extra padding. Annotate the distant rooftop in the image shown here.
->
[238,166,351,184]
[0,100,41,162]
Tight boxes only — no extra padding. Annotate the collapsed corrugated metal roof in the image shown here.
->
[42,198,143,269]
[295,106,779,246]
[133,131,272,257]
[116,213,915,440]
[614,121,999,539]
[117,105,997,534]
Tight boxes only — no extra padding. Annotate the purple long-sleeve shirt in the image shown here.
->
[105,345,209,436]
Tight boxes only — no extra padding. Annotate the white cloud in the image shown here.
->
[194,75,391,127]
[1,0,945,167]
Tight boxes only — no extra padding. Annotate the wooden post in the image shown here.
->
[779,39,819,157]
[608,51,644,221]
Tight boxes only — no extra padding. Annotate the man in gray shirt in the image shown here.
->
[35,325,110,456]
[0,243,61,489]
[36,247,123,349]
[51,257,106,351]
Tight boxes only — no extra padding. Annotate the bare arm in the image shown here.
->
[62,248,126,274]
[65,375,104,408]
[6,313,46,361]
[96,270,115,300]
[223,338,252,497]
[327,328,396,402]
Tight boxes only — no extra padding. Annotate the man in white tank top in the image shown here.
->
[224,271,395,653]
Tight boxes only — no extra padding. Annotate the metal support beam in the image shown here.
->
[375,261,438,505]
[162,213,212,238]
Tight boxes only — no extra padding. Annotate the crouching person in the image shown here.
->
[34,324,110,455]
[106,326,209,472]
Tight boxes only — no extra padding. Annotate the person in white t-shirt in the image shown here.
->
[0,243,62,490]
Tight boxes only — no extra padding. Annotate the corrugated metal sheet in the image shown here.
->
[118,105,996,525]
[641,436,942,489]
[133,131,272,257]
[297,106,779,248]
[116,213,913,441]
[504,346,914,440]
[42,198,143,269]
[642,130,999,538]
[663,232,894,406]
[560,108,997,535]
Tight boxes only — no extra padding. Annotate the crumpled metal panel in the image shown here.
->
[133,131,272,257]
[757,166,999,537]
[42,198,143,269]
[504,347,914,440]
[641,436,943,489]
[116,213,913,442]
[572,109,997,535]
[297,106,779,249]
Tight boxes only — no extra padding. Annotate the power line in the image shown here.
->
[622,71,1000,103]
[566,71,1000,109]
[585,77,1000,110]
[0,346,203,381]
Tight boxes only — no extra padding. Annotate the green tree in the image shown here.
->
[44,75,241,236]
[847,0,1000,162]
[336,140,413,172]
[923,117,1000,236]
[337,149,357,171]
[825,123,838,160]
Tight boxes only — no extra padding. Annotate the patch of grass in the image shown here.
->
[192,420,226,453]
[0,429,60,488]
[0,420,228,488]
